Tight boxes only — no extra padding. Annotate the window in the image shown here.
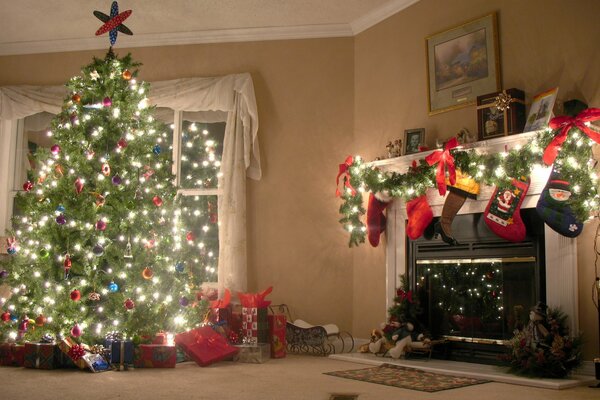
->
[6,109,226,287]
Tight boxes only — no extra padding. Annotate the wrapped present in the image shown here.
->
[476,88,526,140]
[134,344,176,368]
[267,314,287,358]
[24,342,61,369]
[233,343,270,363]
[210,288,233,325]
[104,339,134,370]
[0,343,25,367]
[238,287,272,344]
[58,337,110,372]
[175,326,239,367]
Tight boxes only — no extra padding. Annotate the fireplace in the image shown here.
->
[408,210,545,363]
[373,131,580,364]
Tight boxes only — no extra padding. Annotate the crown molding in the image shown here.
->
[0,24,354,56]
[350,0,421,34]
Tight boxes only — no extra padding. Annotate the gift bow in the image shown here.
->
[425,138,459,196]
[543,108,600,165]
[335,156,357,197]
[209,288,231,309]
[397,289,413,303]
[237,286,273,308]
[193,330,229,351]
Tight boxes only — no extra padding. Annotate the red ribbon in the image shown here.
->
[68,344,86,361]
[237,286,273,308]
[425,138,459,196]
[543,108,600,165]
[335,156,356,197]
[396,289,413,303]
[193,330,229,351]
[209,288,231,309]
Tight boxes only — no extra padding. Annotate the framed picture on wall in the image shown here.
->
[523,87,559,132]
[404,128,425,154]
[426,12,501,115]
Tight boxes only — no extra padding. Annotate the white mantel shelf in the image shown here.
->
[373,130,580,335]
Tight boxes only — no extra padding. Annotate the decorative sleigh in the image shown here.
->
[269,304,354,356]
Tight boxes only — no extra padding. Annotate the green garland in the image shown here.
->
[339,128,599,246]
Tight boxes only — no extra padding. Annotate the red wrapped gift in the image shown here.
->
[0,343,25,367]
[134,344,176,368]
[175,326,239,367]
[268,314,287,358]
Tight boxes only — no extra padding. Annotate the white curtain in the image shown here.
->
[0,73,260,294]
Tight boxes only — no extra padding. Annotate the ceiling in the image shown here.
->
[0,0,419,56]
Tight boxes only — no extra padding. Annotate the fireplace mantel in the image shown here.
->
[371,131,579,334]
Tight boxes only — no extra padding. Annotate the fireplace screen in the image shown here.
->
[415,257,537,343]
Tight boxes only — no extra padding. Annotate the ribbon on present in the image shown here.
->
[68,344,86,361]
[335,156,356,197]
[237,286,273,308]
[542,108,600,165]
[209,288,231,309]
[425,138,459,196]
[396,289,413,303]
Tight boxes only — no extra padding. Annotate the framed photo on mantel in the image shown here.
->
[426,12,501,115]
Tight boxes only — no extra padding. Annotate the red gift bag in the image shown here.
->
[175,326,239,367]
[268,314,287,358]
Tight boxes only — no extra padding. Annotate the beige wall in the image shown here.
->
[0,38,357,332]
[354,0,600,359]
[1,0,599,360]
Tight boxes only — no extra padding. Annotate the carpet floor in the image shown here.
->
[0,354,598,400]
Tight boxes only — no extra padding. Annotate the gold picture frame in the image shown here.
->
[426,12,501,115]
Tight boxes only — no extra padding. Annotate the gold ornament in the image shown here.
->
[72,93,81,103]
[122,70,132,80]
[494,92,513,112]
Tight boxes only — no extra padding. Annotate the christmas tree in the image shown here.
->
[0,50,219,342]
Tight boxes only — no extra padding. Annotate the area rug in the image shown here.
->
[324,363,490,392]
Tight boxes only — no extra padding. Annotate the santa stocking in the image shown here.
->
[536,169,583,237]
[484,177,530,242]
[367,192,391,247]
[406,195,433,240]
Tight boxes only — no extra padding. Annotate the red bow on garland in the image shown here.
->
[396,289,413,303]
[335,156,357,197]
[542,108,600,165]
[425,138,459,196]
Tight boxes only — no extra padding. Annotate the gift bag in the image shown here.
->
[237,287,272,344]
[268,312,287,358]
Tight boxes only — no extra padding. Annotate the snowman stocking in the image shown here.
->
[536,169,583,237]
[484,177,530,242]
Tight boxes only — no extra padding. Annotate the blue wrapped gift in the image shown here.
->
[104,339,134,370]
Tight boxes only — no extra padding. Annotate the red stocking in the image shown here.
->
[484,177,530,242]
[367,192,391,247]
[406,195,433,240]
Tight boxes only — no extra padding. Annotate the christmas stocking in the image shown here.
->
[436,171,480,245]
[484,177,530,242]
[536,170,583,237]
[406,195,433,240]
[367,192,391,247]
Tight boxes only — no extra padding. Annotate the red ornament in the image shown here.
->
[186,231,195,241]
[35,314,46,326]
[70,289,81,301]
[102,163,111,176]
[68,343,85,360]
[102,97,112,107]
[1,312,10,322]
[95,220,107,231]
[72,93,81,103]
[124,298,135,310]
[50,144,61,155]
[117,138,128,149]
[23,181,33,192]
[70,323,82,338]
[64,254,72,269]
[74,178,84,194]
[152,196,163,207]
[142,267,154,280]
